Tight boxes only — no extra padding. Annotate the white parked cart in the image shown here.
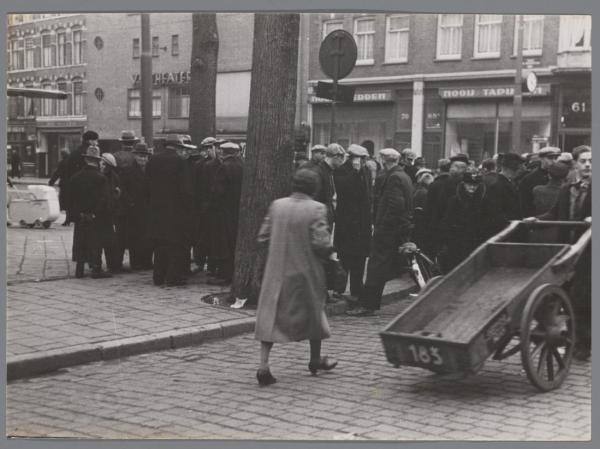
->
[7,185,61,228]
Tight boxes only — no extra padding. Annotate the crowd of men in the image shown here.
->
[51,130,244,287]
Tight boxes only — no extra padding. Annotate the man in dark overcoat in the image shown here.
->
[145,138,193,286]
[333,144,372,298]
[10,149,22,178]
[310,143,346,229]
[518,146,561,217]
[99,153,120,273]
[347,148,413,316]
[481,152,524,240]
[201,139,224,277]
[206,142,244,286]
[48,149,71,224]
[532,146,592,361]
[69,145,112,279]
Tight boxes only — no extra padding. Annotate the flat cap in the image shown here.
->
[449,153,469,164]
[415,168,433,180]
[548,161,570,178]
[220,142,241,154]
[325,143,345,157]
[83,145,102,160]
[310,144,327,153]
[500,152,525,169]
[379,148,400,160]
[200,137,217,147]
[537,146,561,157]
[119,130,139,142]
[101,152,117,168]
[347,144,369,158]
[401,148,417,159]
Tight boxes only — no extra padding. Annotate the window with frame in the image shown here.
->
[171,35,179,56]
[72,78,85,116]
[42,31,56,67]
[559,15,591,51]
[56,79,72,116]
[72,28,82,64]
[128,89,161,118]
[41,81,56,116]
[474,14,502,57]
[436,14,463,59]
[152,36,159,57]
[9,39,24,70]
[514,15,544,56]
[24,83,35,115]
[354,17,375,64]
[385,14,409,62]
[25,38,35,68]
[133,38,140,58]
[57,29,71,65]
[322,19,343,39]
[168,86,190,118]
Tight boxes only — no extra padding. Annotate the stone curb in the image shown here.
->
[7,283,417,382]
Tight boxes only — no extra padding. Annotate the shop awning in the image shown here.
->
[7,87,68,99]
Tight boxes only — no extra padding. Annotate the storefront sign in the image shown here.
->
[309,90,393,103]
[131,71,192,86]
[439,84,551,99]
[561,87,591,128]
[36,121,83,129]
[8,126,26,133]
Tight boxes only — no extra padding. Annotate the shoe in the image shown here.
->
[345,306,376,317]
[256,368,277,386]
[308,356,338,375]
[91,270,113,279]
[166,278,187,287]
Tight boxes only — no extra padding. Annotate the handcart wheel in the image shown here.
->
[520,284,575,392]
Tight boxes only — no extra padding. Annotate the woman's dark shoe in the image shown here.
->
[308,356,338,375]
[256,369,277,386]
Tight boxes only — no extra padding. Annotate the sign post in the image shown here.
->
[512,14,524,153]
[318,30,357,143]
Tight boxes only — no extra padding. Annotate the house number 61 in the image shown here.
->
[408,344,443,365]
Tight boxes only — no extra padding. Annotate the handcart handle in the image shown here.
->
[522,220,590,228]
[551,227,592,275]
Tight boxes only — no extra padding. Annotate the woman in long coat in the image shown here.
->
[255,169,338,386]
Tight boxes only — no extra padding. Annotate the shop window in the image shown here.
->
[72,28,83,64]
[171,35,179,56]
[133,38,140,58]
[514,15,544,56]
[474,14,502,58]
[322,19,343,39]
[72,78,85,116]
[354,17,375,64]
[128,89,161,118]
[41,80,56,116]
[559,15,591,51]
[385,15,409,63]
[168,86,190,118]
[152,36,159,57]
[42,31,56,67]
[436,14,463,60]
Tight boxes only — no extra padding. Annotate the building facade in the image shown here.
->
[7,13,88,177]
[307,13,591,166]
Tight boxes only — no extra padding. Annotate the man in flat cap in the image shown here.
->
[481,152,524,239]
[400,148,418,184]
[145,136,193,286]
[68,144,112,279]
[310,143,346,229]
[206,142,244,286]
[519,146,561,217]
[304,144,327,170]
[347,148,413,316]
[333,144,373,300]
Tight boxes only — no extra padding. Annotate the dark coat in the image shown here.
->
[412,184,430,251]
[532,182,563,216]
[332,160,372,258]
[120,162,148,238]
[207,155,244,259]
[48,157,70,210]
[64,143,87,221]
[69,165,110,263]
[423,173,460,253]
[193,156,213,245]
[145,150,193,245]
[373,164,413,232]
[519,167,548,217]
[311,159,336,227]
[481,173,522,239]
[402,162,418,185]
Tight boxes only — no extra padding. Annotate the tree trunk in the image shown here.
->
[231,13,300,303]
[189,13,218,145]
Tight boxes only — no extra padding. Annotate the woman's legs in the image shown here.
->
[309,339,321,363]
[259,341,273,371]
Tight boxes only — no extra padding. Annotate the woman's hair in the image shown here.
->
[292,168,320,197]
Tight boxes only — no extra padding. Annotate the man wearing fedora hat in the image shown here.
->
[114,130,139,170]
[68,145,112,279]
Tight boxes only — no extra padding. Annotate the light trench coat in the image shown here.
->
[254,193,333,343]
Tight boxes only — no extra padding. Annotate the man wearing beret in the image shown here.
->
[333,144,373,300]
[310,143,346,229]
[481,152,524,239]
[518,146,561,217]
[347,148,413,316]
[206,142,244,286]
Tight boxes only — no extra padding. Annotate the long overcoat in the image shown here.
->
[207,155,243,260]
[144,149,193,245]
[518,167,548,217]
[481,173,522,239]
[332,160,372,258]
[255,194,333,343]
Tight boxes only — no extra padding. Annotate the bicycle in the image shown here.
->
[398,241,441,290]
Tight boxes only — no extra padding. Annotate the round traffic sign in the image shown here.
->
[319,29,357,81]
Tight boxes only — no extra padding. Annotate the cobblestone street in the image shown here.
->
[6,298,591,441]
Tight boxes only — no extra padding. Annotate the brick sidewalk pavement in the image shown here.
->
[6,297,591,440]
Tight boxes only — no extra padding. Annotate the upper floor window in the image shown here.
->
[9,38,24,70]
[559,15,591,51]
[436,14,463,59]
[171,35,179,56]
[474,14,502,58]
[25,38,35,69]
[56,79,72,116]
[354,17,375,64]
[72,77,85,116]
[57,29,72,65]
[72,28,83,64]
[41,80,56,116]
[385,14,409,63]
[128,88,161,118]
[168,86,190,118]
[41,31,56,67]
[152,36,159,57]
[133,38,140,58]
[322,19,343,39]
[514,15,544,56]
